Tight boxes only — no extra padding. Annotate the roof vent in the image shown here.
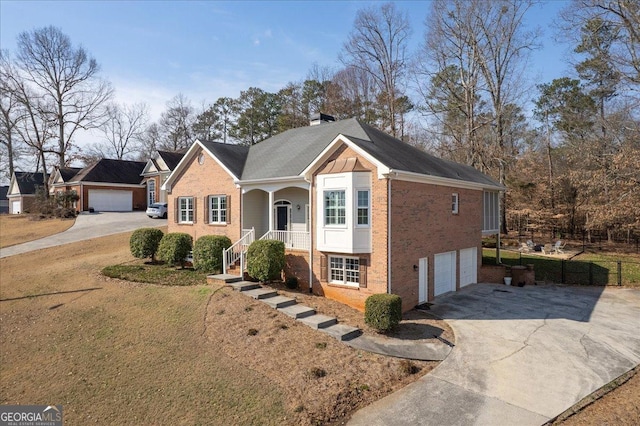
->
[310,113,336,126]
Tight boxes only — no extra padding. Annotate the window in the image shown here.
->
[452,193,459,214]
[324,190,345,225]
[329,256,360,285]
[179,197,194,223]
[148,180,156,205]
[208,195,227,224]
[356,190,369,226]
[483,191,499,231]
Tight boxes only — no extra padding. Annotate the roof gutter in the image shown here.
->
[388,169,505,192]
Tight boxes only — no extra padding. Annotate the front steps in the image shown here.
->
[208,274,361,342]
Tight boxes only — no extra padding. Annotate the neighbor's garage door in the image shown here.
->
[11,200,21,214]
[434,251,456,296]
[88,190,132,211]
[460,247,478,288]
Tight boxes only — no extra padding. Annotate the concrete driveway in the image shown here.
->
[349,283,640,425]
[0,212,166,258]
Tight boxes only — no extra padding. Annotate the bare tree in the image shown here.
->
[415,0,486,169]
[91,102,148,159]
[0,51,23,180]
[341,2,411,137]
[137,123,162,160]
[159,94,194,151]
[15,26,113,167]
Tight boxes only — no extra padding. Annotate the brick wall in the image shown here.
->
[311,142,388,312]
[479,264,507,284]
[390,180,482,310]
[167,147,242,243]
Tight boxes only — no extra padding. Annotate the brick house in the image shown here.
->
[7,171,46,214]
[140,150,185,207]
[163,116,502,312]
[49,159,147,212]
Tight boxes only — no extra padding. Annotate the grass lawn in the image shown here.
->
[0,214,75,248]
[483,249,640,286]
[102,261,209,286]
[0,231,439,425]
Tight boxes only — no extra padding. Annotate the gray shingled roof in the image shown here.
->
[239,118,500,188]
[158,150,185,171]
[352,124,501,187]
[72,159,146,184]
[201,141,250,179]
[241,118,370,180]
[13,172,45,194]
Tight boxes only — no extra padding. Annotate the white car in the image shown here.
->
[146,202,168,219]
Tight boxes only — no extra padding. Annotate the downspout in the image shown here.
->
[387,175,392,294]
[308,179,313,293]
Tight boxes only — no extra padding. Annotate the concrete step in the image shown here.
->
[321,324,362,341]
[244,288,278,300]
[298,314,337,329]
[278,304,316,319]
[207,273,243,285]
[228,281,261,292]
[261,295,297,309]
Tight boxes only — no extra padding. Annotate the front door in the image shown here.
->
[276,205,288,231]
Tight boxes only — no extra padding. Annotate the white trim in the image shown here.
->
[64,181,144,189]
[178,196,195,224]
[301,134,390,180]
[328,255,360,287]
[452,192,459,214]
[162,139,239,192]
[208,194,228,224]
[355,188,370,227]
[388,170,505,192]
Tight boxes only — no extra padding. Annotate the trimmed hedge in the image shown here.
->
[193,235,232,273]
[364,293,402,332]
[130,228,164,262]
[157,233,193,268]
[247,239,285,282]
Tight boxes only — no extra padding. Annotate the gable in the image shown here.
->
[8,179,20,196]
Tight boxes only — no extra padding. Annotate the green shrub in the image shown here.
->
[285,276,299,289]
[193,235,232,273]
[364,293,402,332]
[157,233,193,268]
[246,239,285,282]
[130,228,164,262]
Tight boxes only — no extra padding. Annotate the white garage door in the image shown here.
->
[11,200,21,214]
[88,190,132,212]
[460,247,478,288]
[434,251,456,296]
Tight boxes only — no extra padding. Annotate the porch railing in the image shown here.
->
[260,230,310,251]
[223,228,255,274]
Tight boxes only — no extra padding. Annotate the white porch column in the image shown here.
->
[268,190,274,232]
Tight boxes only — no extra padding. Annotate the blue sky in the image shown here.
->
[1,0,572,124]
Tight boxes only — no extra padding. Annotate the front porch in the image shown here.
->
[224,182,311,274]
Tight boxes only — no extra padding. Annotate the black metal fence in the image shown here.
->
[486,251,640,286]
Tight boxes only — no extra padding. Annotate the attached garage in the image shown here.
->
[459,247,478,288]
[88,189,133,212]
[434,251,456,296]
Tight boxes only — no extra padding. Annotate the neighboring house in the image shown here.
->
[163,116,503,312]
[140,150,185,207]
[49,159,147,212]
[7,171,46,214]
[0,186,9,214]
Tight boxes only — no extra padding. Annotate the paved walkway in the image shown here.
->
[349,283,640,425]
[1,212,165,258]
